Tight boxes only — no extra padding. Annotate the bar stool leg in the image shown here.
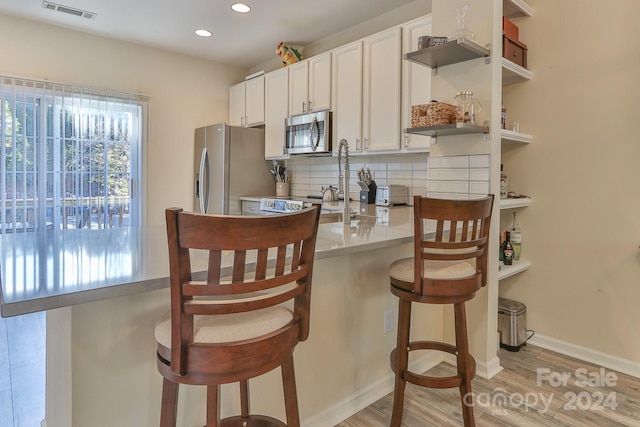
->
[391,298,412,427]
[282,356,301,427]
[206,385,221,427]
[160,378,179,427]
[454,302,475,427]
[239,380,250,418]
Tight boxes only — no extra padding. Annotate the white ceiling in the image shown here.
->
[0,0,419,68]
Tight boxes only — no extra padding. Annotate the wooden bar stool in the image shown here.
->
[157,206,320,426]
[388,195,494,427]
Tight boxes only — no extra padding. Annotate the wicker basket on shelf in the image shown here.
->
[411,101,457,127]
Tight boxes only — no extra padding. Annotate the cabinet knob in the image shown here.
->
[308,100,313,111]
[302,102,306,114]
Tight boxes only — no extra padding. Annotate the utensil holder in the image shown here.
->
[276,182,289,197]
[359,181,377,204]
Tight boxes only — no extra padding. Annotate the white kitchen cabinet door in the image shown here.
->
[289,53,331,116]
[229,82,245,127]
[401,16,432,152]
[288,61,309,116]
[363,27,402,152]
[332,41,363,154]
[229,76,265,127]
[264,68,290,159]
[244,76,265,126]
[308,52,331,112]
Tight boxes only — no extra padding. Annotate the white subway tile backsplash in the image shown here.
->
[427,180,470,193]
[470,168,490,181]
[427,169,470,181]
[388,169,413,180]
[428,156,469,169]
[470,154,490,168]
[426,192,470,200]
[469,182,490,194]
[412,168,428,180]
[388,162,413,171]
[425,154,491,199]
[284,153,490,203]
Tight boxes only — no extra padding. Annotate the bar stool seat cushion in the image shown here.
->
[389,257,476,283]
[155,306,293,349]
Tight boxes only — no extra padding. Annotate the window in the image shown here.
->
[1,76,146,233]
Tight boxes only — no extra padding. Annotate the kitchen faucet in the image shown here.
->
[337,138,352,224]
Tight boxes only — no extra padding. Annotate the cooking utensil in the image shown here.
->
[321,185,338,202]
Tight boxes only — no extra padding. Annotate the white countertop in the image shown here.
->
[0,204,414,317]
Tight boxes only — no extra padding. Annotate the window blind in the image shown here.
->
[0,75,147,233]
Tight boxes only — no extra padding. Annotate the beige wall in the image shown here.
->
[500,0,640,365]
[0,13,247,226]
[250,0,432,75]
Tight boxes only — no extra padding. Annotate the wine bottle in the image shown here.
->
[503,231,514,266]
[510,212,522,261]
[500,164,508,200]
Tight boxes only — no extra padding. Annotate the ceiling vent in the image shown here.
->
[42,1,96,19]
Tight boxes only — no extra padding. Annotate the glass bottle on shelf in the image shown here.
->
[501,105,507,129]
[500,164,508,199]
[502,231,514,266]
[510,212,522,261]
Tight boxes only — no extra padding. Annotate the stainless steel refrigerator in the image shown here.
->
[194,123,274,215]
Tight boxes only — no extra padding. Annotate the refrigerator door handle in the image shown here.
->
[199,147,210,213]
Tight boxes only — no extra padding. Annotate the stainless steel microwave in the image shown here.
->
[285,110,332,155]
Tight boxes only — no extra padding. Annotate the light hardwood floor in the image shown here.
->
[0,311,45,427]
[1,315,639,427]
[338,344,640,427]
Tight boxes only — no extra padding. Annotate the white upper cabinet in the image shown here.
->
[264,68,289,159]
[331,41,363,153]
[229,82,245,127]
[362,26,402,153]
[289,53,332,116]
[331,27,402,155]
[229,75,265,127]
[401,17,432,152]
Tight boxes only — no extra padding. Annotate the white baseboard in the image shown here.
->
[528,333,640,379]
[442,354,504,379]
[302,352,443,427]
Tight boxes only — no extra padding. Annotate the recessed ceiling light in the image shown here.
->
[195,29,212,37]
[231,3,251,13]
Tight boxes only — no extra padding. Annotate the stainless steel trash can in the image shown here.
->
[498,297,527,352]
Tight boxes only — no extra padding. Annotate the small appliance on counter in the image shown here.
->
[375,185,409,206]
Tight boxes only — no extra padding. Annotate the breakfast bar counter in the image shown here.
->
[0,203,448,427]
[0,203,413,317]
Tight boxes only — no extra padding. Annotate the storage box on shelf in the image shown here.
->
[503,35,527,68]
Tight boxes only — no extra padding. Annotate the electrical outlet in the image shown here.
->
[384,310,393,333]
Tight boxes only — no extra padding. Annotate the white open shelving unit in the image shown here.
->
[499,0,533,282]
[499,259,532,280]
